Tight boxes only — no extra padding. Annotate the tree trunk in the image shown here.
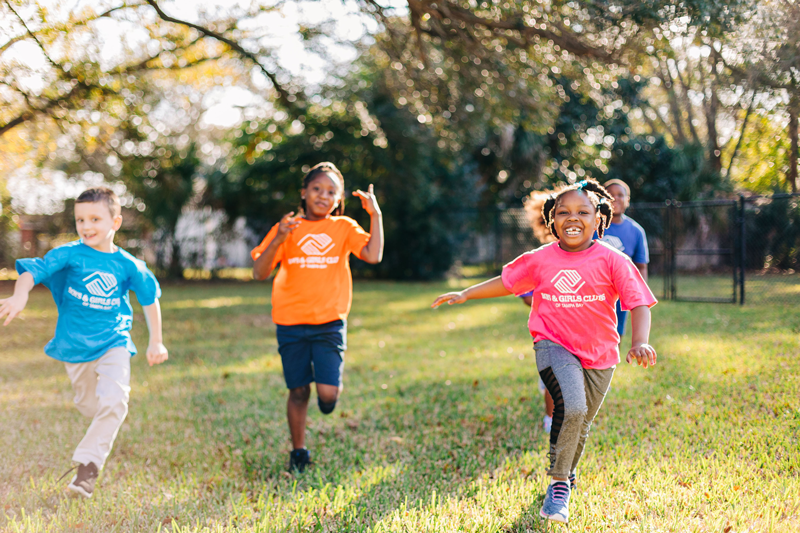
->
[168,234,184,279]
[789,96,799,193]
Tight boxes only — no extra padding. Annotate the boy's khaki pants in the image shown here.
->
[64,347,131,469]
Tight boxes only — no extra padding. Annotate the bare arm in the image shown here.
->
[252,212,300,281]
[142,301,168,366]
[635,263,648,281]
[354,185,383,264]
[431,276,512,308]
[626,305,656,368]
[0,272,35,326]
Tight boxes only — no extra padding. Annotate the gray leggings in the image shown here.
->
[535,340,615,479]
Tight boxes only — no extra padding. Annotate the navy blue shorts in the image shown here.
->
[276,320,346,389]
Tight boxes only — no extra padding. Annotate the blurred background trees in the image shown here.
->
[1,0,799,278]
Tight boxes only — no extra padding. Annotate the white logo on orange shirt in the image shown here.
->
[551,270,585,294]
[298,234,335,256]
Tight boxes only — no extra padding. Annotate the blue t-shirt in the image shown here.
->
[15,240,161,363]
[598,215,649,264]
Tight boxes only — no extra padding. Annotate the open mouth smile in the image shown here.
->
[563,227,583,237]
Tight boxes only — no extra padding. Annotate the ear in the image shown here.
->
[113,214,123,231]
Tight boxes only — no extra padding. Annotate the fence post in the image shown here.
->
[739,194,746,305]
[494,208,502,273]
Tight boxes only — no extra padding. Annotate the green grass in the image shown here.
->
[1,279,799,532]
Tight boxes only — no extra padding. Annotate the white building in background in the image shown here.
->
[173,209,255,270]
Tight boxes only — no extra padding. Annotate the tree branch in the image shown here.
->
[725,90,755,178]
[144,0,299,110]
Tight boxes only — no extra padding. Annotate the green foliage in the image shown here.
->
[125,145,200,277]
[745,196,800,271]
[207,75,480,279]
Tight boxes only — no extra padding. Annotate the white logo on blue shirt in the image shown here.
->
[602,235,625,252]
[83,271,119,297]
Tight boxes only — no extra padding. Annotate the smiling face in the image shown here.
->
[302,172,343,221]
[552,190,600,252]
[75,201,123,253]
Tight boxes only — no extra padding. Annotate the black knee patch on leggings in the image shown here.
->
[539,366,565,449]
[318,398,337,415]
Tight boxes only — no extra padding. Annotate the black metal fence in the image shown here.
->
[458,193,800,306]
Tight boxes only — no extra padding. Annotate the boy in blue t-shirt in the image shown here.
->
[0,187,168,499]
[601,179,649,335]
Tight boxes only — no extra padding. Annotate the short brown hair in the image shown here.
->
[76,187,121,218]
[603,179,630,197]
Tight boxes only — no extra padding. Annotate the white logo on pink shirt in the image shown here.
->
[551,270,586,294]
[298,234,335,256]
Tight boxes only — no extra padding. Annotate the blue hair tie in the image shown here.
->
[597,197,606,205]
[576,180,588,190]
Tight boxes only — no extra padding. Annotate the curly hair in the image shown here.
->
[541,178,615,239]
[300,162,345,216]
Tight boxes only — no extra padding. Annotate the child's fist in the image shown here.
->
[431,291,467,308]
[0,294,28,326]
[353,184,381,216]
[626,343,657,368]
[146,342,169,366]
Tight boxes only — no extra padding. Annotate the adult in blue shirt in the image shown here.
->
[600,179,649,335]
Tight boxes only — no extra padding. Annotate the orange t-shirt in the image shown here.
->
[250,216,371,326]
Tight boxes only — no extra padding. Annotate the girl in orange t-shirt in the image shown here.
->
[251,162,383,473]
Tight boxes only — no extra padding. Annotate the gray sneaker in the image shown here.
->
[540,480,571,523]
[67,462,98,498]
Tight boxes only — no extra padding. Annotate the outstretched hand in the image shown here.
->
[0,293,28,326]
[626,343,657,368]
[431,291,467,309]
[353,184,381,216]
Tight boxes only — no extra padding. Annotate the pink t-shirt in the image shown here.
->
[501,241,657,369]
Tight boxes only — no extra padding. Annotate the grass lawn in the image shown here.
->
[1,279,799,532]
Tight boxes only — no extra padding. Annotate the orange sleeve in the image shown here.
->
[250,223,283,269]
[345,218,371,259]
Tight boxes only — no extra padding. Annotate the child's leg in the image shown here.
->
[277,324,314,450]
[535,340,588,480]
[66,347,131,469]
[287,385,311,449]
[309,320,346,414]
[569,367,614,476]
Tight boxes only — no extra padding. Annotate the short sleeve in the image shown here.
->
[612,254,656,311]
[250,223,284,270]
[129,259,161,306]
[16,247,70,286]
[501,252,537,296]
[345,218,371,259]
[631,224,649,264]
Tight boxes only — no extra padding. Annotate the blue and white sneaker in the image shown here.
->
[540,480,571,523]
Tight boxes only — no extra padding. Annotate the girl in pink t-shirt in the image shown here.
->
[432,179,657,525]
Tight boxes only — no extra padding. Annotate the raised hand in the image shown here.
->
[353,184,381,216]
[277,211,302,239]
[625,343,657,368]
[431,291,468,309]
